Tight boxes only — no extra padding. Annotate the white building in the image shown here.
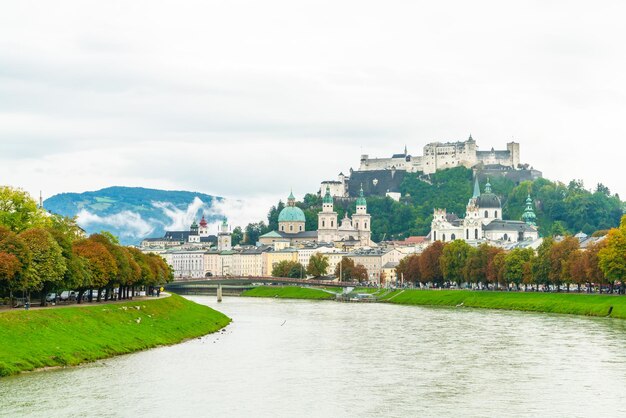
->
[169,250,206,279]
[358,136,520,175]
[430,178,539,244]
[317,185,372,247]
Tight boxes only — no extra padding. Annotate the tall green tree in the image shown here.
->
[18,228,67,304]
[0,186,49,232]
[440,240,472,287]
[599,215,626,293]
[307,253,329,278]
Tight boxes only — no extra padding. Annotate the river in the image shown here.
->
[2,296,626,417]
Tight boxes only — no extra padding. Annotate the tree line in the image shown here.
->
[396,215,626,293]
[270,253,368,282]
[0,186,173,306]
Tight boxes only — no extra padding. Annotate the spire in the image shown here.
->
[39,191,43,209]
[404,144,408,155]
[468,133,474,142]
[484,178,492,194]
[323,185,333,204]
[356,184,367,207]
[287,190,295,206]
[522,194,537,226]
[472,177,481,199]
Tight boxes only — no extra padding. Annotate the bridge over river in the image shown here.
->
[164,276,357,296]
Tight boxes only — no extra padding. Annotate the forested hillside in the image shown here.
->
[247,167,624,243]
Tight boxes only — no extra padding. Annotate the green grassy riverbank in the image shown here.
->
[380,289,626,318]
[241,286,336,300]
[0,294,230,377]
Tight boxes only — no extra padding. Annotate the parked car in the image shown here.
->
[45,293,57,302]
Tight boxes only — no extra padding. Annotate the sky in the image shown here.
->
[1,0,625,227]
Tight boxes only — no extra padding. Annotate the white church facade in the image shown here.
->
[430,178,539,244]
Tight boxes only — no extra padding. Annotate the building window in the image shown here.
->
[299,225,302,231]
[442,233,446,242]
[281,225,284,231]
[504,233,508,241]
[451,233,456,240]
[474,229,478,239]
[484,210,488,218]
[364,222,367,229]
[322,220,325,227]
[495,210,498,218]
[331,220,334,227]
[290,225,293,231]
[466,229,469,239]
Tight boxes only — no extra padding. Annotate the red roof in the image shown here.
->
[199,216,208,227]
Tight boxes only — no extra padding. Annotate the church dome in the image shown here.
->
[278,206,306,222]
[476,193,501,208]
[476,179,501,209]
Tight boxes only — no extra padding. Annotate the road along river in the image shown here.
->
[2,296,626,417]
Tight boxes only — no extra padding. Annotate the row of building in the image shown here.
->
[160,243,410,284]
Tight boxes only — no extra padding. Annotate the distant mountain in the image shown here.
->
[44,186,223,245]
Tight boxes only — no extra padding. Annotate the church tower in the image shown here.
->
[351,185,371,246]
[217,218,232,251]
[198,215,209,237]
[317,185,338,243]
[464,178,482,240]
[522,194,537,226]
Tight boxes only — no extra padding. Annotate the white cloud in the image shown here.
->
[1,0,626,200]
[152,197,209,231]
[76,209,154,239]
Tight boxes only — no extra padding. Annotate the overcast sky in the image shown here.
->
[1,1,625,225]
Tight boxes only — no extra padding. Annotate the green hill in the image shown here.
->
[44,187,223,245]
[260,167,624,242]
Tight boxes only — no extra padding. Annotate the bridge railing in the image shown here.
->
[170,275,360,288]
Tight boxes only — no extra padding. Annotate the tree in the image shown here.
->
[72,238,117,301]
[396,254,421,285]
[532,237,554,289]
[484,245,505,289]
[419,241,444,286]
[0,186,49,232]
[549,236,579,291]
[599,215,626,293]
[0,227,31,300]
[307,253,329,278]
[244,222,269,245]
[568,250,587,292]
[440,240,472,287]
[272,260,304,278]
[231,226,243,246]
[503,248,534,291]
[0,252,21,292]
[585,240,607,291]
[334,258,368,282]
[18,228,67,304]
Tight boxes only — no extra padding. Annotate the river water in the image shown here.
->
[2,296,626,417]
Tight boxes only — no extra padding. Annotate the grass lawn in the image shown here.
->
[0,294,230,377]
[379,289,626,318]
[241,286,336,300]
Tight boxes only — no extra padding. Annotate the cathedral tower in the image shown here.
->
[351,185,371,246]
[218,218,232,251]
[317,185,338,242]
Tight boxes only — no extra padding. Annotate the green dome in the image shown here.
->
[278,206,306,222]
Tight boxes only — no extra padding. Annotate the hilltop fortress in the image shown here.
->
[321,135,541,199]
[359,135,518,174]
